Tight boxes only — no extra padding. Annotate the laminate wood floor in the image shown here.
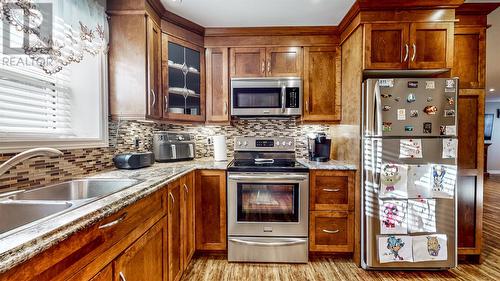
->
[182,176,500,281]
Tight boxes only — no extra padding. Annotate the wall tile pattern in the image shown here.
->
[0,119,335,191]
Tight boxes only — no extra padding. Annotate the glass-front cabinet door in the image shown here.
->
[163,35,205,122]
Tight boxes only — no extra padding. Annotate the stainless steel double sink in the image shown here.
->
[0,178,140,238]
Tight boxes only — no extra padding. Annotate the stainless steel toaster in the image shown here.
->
[153,131,195,162]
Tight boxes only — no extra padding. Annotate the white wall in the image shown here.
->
[485,102,500,173]
[486,8,500,100]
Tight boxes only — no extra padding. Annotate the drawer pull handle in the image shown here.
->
[119,272,126,281]
[322,188,340,192]
[183,183,189,193]
[169,192,175,210]
[99,212,127,229]
[322,229,340,234]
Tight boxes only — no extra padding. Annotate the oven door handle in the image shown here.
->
[228,175,308,181]
[229,238,306,247]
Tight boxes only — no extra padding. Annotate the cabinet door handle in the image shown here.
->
[267,60,271,74]
[98,212,127,229]
[223,101,228,115]
[261,60,265,73]
[119,272,126,281]
[322,229,340,234]
[305,100,309,112]
[183,183,189,193]
[169,192,175,210]
[411,44,416,61]
[403,44,409,62]
[164,95,168,113]
[322,188,341,192]
[150,89,156,106]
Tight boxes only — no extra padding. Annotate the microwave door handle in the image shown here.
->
[281,84,286,113]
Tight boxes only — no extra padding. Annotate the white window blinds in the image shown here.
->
[0,13,73,139]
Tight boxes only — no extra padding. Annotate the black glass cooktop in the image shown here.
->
[227,159,309,172]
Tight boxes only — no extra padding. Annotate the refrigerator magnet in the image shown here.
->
[412,234,448,262]
[395,97,401,102]
[408,81,418,88]
[445,125,456,135]
[423,123,432,134]
[423,105,438,115]
[397,109,406,120]
[381,93,393,98]
[445,79,456,93]
[410,110,419,118]
[379,79,394,87]
[444,109,455,117]
[405,126,414,132]
[407,93,416,103]
[427,97,433,102]
[400,139,423,159]
[425,81,435,90]
[447,97,455,106]
[383,105,392,111]
[383,122,393,132]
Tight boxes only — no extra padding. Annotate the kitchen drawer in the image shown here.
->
[0,189,167,281]
[309,211,354,253]
[310,170,354,211]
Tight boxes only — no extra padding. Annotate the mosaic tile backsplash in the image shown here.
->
[0,119,350,190]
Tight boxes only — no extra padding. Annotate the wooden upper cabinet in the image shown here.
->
[181,172,196,269]
[230,47,266,77]
[168,180,183,281]
[364,23,409,69]
[146,18,162,119]
[266,47,303,77]
[452,27,486,89]
[364,22,453,70]
[230,47,303,77]
[206,47,230,123]
[409,22,453,69]
[303,46,341,122]
[195,170,227,251]
[114,218,167,281]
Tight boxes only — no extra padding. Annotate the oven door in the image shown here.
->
[227,172,309,237]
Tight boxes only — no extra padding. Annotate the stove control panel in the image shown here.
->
[234,137,295,152]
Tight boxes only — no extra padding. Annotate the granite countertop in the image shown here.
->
[297,158,357,170]
[0,158,230,274]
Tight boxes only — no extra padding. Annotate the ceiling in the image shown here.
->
[160,0,356,27]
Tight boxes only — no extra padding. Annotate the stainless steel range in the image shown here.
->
[227,136,309,263]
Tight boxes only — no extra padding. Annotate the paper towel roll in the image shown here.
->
[212,135,227,161]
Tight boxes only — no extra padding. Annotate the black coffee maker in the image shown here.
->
[307,133,331,162]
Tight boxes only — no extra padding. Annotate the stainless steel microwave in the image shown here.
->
[230,77,302,117]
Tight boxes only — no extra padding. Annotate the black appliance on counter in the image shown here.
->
[307,132,331,162]
[113,152,154,169]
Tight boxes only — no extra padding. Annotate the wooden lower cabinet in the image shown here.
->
[309,211,354,252]
[309,170,356,254]
[181,172,196,269]
[114,217,168,281]
[168,179,183,281]
[195,170,227,251]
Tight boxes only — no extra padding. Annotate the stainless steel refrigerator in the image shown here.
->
[361,78,458,270]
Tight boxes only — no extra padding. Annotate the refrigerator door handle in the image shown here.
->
[373,81,382,136]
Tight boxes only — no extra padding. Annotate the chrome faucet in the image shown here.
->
[0,148,64,178]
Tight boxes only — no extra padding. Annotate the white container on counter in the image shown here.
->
[211,135,227,161]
